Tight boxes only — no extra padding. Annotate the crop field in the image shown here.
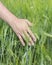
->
[0,0,52,65]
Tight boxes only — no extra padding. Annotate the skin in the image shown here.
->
[0,2,36,46]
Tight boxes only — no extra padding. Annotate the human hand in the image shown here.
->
[0,2,36,46]
[10,17,36,46]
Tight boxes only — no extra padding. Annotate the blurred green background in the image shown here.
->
[0,0,52,65]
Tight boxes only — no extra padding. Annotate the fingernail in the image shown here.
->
[28,43,31,46]
[33,38,36,42]
[23,44,25,46]
[32,43,34,46]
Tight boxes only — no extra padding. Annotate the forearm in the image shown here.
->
[0,2,17,25]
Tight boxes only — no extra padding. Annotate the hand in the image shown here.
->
[10,17,36,46]
[0,2,36,46]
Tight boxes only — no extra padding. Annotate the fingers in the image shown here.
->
[24,31,34,45]
[25,20,32,26]
[17,34,25,46]
[25,19,36,42]
[16,30,36,46]
[17,32,32,46]
[27,28,36,42]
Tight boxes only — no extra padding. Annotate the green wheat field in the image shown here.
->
[0,0,52,65]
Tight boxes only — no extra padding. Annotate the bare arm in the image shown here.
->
[0,1,17,25]
[0,1,36,46]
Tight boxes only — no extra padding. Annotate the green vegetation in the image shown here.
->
[0,0,52,65]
